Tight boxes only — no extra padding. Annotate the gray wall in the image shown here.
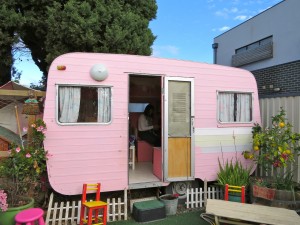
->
[214,0,300,71]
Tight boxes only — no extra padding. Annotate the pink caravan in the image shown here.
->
[43,53,260,195]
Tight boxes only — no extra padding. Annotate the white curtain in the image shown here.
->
[218,93,235,122]
[236,93,251,122]
[59,87,81,122]
[97,87,111,123]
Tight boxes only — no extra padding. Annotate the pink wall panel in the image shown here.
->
[194,150,255,181]
[44,53,260,194]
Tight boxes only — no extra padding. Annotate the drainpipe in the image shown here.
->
[212,43,219,64]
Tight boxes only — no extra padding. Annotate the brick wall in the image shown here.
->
[252,60,300,99]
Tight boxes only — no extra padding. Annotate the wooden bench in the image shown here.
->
[206,199,300,225]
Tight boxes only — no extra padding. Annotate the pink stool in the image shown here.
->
[15,208,45,225]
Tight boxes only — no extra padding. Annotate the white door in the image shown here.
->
[163,77,194,182]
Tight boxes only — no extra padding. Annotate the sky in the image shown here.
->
[17,0,282,86]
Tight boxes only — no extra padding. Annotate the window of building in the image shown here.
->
[57,85,111,124]
[217,92,252,123]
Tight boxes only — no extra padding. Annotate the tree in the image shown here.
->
[0,0,157,87]
[0,1,23,85]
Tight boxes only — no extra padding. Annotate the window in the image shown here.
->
[218,92,252,123]
[57,85,111,124]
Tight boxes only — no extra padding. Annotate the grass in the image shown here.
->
[109,210,211,225]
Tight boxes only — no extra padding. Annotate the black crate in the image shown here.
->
[133,200,166,222]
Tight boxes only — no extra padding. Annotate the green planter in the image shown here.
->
[0,197,34,225]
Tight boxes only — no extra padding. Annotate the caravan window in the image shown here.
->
[217,92,252,123]
[57,85,111,124]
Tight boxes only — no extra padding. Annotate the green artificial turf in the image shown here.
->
[109,210,211,225]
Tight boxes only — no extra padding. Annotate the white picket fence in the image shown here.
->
[45,185,222,223]
[186,186,223,209]
[46,190,127,225]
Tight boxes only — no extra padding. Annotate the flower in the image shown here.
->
[0,119,48,208]
[0,190,8,212]
[253,177,271,188]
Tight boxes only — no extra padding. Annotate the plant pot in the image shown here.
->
[274,189,294,201]
[0,197,34,225]
[253,185,276,200]
[159,194,178,215]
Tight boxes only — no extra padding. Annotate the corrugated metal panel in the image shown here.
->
[259,96,300,183]
[232,42,273,67]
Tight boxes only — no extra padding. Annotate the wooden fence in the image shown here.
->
[46,190,127,224]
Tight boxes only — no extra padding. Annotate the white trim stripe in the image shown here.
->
[195,127,252,136]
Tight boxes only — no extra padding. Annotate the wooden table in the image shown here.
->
[206,199,300,225]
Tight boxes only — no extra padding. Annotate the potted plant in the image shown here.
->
[217,159,252,202]
[0,119,48,225]
[243,108,300,208]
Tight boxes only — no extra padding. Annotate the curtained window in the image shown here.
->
[218,92,252,123]
[58,85,111,124]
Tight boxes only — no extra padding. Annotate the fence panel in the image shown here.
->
[259,97,300,182]
[46,190,127,224]
[186,186,222,209]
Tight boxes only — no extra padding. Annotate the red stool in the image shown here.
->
[15,208,45,225]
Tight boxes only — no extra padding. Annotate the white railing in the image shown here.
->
[186,186,223,209]
[46,190,127,225]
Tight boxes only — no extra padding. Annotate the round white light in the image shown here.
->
[90,64,108,81]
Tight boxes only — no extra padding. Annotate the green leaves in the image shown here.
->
[44,0,157,65]
[0,119,47,182]
[249,108,300,170]
[0,0,157,86]
[217,158,252,187]
[244,108,300,190]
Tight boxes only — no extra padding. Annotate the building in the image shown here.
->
[212,0,300,182]
[213,0,300,99]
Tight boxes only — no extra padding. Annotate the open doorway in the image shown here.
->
[128,74,162,188]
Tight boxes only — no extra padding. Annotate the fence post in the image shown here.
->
[204,179,207,207]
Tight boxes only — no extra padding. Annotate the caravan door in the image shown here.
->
[163,77,194,182]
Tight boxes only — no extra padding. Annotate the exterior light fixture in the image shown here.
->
[90,64,108,81]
